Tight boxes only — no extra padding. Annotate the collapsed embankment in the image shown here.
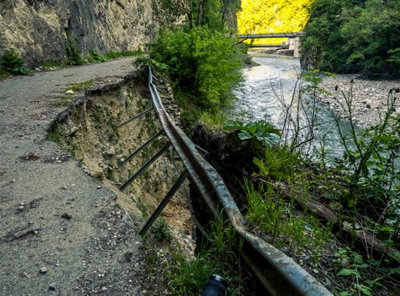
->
[51,73,195,254]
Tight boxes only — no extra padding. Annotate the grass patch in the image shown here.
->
[0,69,11,80]
[245,180,332,261]
[88,49,106,63]
[47,123,62,143]
[167,253,217,295]
[53,94,75,107]
[151,220,173,242]
[66,34,84,65]
[105,49,143,60]
[66,80,94,91]
[41,61,61,69]
[164,214,252,295]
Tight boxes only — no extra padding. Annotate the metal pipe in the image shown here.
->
[119,142,171,191]
[119,130,164,167]
[117,106,154,128]
[195,145,208,156]
[139,169,188,236]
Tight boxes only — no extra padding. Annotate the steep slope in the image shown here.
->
[0,0,182,67]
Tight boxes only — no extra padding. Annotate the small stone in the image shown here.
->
[65,90,75,95]
[312,269,319,274]
[124,252,133,262]
[102,286,107,291]
[18,206,24,211]
[97,186,102,189]
[61,213,72,220]
[62,185,67,190]
[49,282,58,291]
[39,267,48,274]
[106,146,115,156]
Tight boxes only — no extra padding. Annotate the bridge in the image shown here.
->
[237,32,305,40]
[237,32,305,57]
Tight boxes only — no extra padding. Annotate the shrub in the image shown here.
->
[136,27,243,115]
[0,49,30,75]
[66,34,83,65]
[88,49,106,63]
[302,0,400,78]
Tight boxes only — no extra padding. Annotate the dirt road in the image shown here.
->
[0,58,147,295]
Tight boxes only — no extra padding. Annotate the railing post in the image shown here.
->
[139,170,188,236]
[119,142,171,191]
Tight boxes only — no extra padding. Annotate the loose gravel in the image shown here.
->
[0,58,150,296]
[318,74,400,128]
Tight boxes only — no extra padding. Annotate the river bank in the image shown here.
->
[317,74,400,128]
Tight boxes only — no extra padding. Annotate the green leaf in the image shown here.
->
[224,120,244,130]
[338,268,359,277]
[238,131,252,141]
[354,284,372,296]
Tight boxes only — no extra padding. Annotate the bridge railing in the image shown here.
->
[237,32,306,40]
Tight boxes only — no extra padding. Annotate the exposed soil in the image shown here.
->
[0,58,193,295]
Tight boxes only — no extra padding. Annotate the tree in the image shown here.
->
[301,0,400,78]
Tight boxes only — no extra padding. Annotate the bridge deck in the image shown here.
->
[238,32,305,39]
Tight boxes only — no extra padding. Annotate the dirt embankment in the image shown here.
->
[0,58,194,295]
[54,73,195,252]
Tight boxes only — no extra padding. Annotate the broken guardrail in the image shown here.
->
[120,67,333,296]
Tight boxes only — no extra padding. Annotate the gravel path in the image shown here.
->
[0,58,148,295]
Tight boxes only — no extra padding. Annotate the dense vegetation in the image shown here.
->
[137,0,246,126]
[139,27,244,125]
[0,49,30,75]
[218,77,400,295]
[301,0,400,78]
[137,0,400,294]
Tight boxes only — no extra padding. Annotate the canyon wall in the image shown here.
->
[0,0,182,67]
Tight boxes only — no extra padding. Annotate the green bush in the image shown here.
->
[66,34,84,65]
[150,220,173,242]
[0,49,30,75]
[88,49,106,63]
[137,27,243,115]
[225,120,281,147]
[302,0,400,78]
[105,50,143,60]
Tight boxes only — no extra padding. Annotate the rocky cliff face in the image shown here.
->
[0,0,181,67]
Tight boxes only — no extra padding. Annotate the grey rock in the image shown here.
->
[49,282,58,291]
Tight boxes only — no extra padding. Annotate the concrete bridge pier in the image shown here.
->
[289,37,301,58]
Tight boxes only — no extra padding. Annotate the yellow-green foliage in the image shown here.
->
[237,0,313,45]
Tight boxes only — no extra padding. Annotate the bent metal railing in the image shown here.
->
[119,67,333,296]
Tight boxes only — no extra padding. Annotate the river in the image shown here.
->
[232,53,354,160]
